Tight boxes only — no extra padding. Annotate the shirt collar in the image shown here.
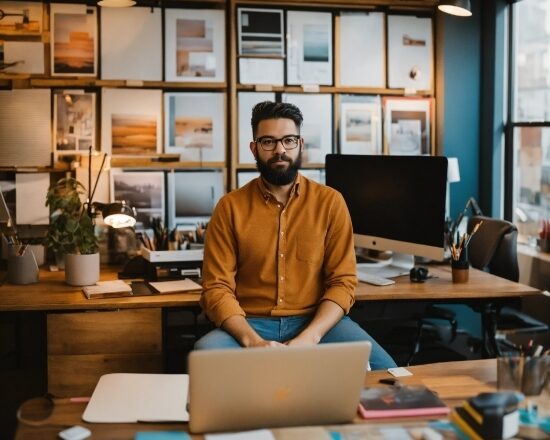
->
[257,173,302,202]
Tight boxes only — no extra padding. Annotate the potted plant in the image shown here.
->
[44,177,100,286]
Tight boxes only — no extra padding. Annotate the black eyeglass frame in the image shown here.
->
[254,135,302,151]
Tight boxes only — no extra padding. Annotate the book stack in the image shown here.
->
[451,392,522,440]
[82,280,133,299]
[358,385,450,419]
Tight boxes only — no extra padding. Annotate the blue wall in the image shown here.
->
[441,1,483,337]
[442,0,482,220]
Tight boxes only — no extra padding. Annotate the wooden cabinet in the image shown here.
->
[47,308,162,397]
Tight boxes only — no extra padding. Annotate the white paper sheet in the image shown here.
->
[239,58,284,85]
[205,430,275,440]
[0,89,51,167]
[75,155,111,204]
[3,42,44,74]
[287,11,332,85]
[387,15,433,91]
[54,90,95,155]
[282,93,333,164]
[15,173,49,225]
[83,373,189,423]
[238,92,275,165]
[164,9,225,83]
[164,92,225,162]
[101,88,162,156]
[338,13,385,87]
[101,7,162,81]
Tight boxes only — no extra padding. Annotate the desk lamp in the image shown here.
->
[85,147,136,229]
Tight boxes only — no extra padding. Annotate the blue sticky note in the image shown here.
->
[135,432,190,440]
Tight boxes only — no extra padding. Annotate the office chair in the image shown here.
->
[408,215,547,362]
[466,215,547,356]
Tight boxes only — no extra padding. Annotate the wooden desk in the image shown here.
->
[0,265,538,396]
[14,359,497,440]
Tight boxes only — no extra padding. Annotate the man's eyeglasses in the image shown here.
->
[255,135,301,151]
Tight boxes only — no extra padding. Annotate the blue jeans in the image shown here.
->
[194,315,397,370]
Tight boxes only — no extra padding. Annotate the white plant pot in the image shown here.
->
[65,253,100,286]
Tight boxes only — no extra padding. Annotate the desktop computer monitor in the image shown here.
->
[325,154,448,262]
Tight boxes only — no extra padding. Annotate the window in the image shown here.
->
[509,0,550,243]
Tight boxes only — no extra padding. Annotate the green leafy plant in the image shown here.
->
[44,177,98,255]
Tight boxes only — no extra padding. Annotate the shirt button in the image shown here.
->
[279,299,283,302]
[280,253,284,258]
[280,231,284,236]
[277,204,281,208]
[280,276,284,281]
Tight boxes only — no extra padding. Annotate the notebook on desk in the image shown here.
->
[187,341,372,433]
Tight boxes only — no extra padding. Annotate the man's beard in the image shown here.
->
[255,150,302,186]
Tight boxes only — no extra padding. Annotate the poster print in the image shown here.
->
[340,99,381,155]
[384,98,432,155]
[0,1,42,35]
[101,88,162,157]
[50,3,97,77]
[165,9,225,83]
[54,90,95,155]
[164,92,225,163]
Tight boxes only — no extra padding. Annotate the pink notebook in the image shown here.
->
[358,385,450,419]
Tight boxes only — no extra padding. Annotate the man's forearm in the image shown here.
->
[290,300,344,345]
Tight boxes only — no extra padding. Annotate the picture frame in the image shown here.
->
[0,1,42,36]
[339,98,382,155]
[100,7,162,81]
[238,91,275,165]
[387,15,433,91]
[383,97,432,156]
[101,88,162,157]
[110,169,165,230]
[164,92,225,163]
[164,8,225,83]
[287,10,332,86]
[337,12,385,88]
[50,3,97,77]
[1,41,44,74]
[53,90,95,155]
[282,93,333,165]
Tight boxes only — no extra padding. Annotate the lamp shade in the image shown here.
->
[438,0,472,17]
[93,201,136,228]
[97,0,135,7]
[447,157,461,183]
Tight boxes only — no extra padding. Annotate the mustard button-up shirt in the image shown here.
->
[200,173,357,327]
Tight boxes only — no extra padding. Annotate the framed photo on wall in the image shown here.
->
[164,8,225,83]
[50,3,97,77]
[101,88,162,157]
[339,97,382,155]
[53,90,95,155]
[0,1,43,35]
[287,10,332,85]
[387,15,433,91]
[1,41,44,74]
[164,92,225,163]
[383,97,432,156]
[110,169,165,230]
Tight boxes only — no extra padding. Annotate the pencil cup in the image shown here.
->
[7,245,39,285]
[451,259,469,283]
[497,355,550,396]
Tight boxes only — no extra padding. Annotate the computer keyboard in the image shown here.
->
[356,272,395,286]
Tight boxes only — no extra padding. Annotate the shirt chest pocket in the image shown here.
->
[296,239,324,264]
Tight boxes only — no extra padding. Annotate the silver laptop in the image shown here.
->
[188,341,371,433]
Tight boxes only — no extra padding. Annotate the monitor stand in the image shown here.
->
[356,252,414,279]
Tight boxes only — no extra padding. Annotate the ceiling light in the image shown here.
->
[438,0,472,17]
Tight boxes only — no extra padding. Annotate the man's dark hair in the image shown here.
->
[251,101,303,139]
